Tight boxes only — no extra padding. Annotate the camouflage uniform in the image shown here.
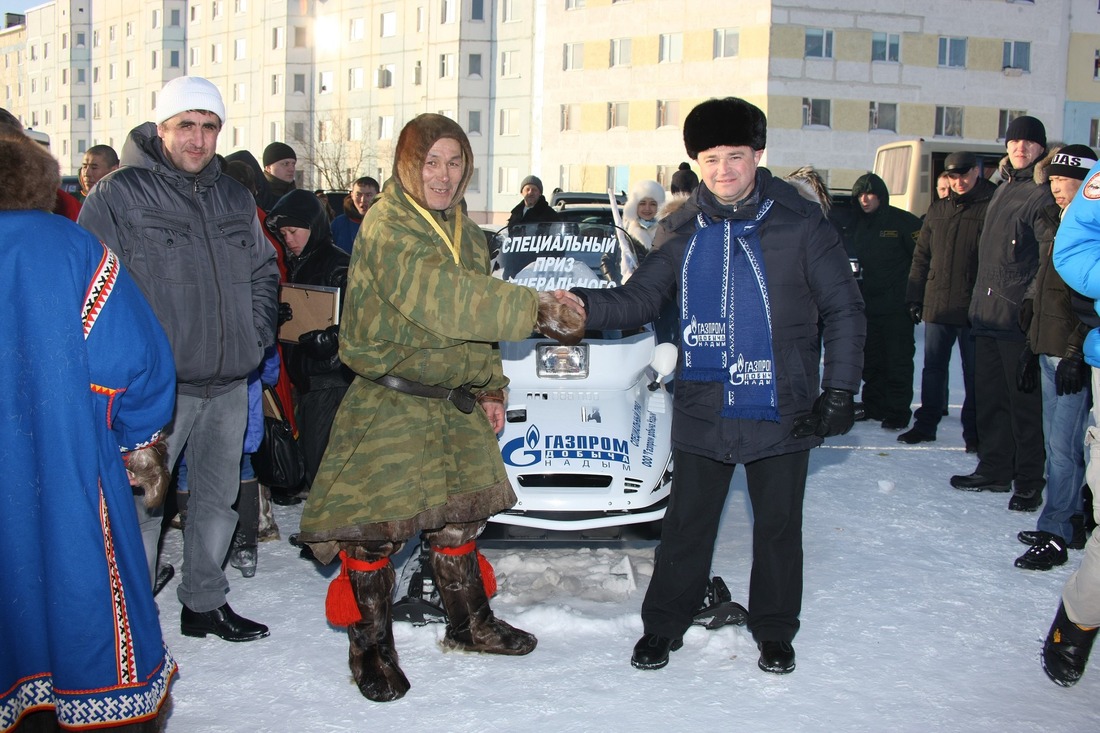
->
[298,176,538,563]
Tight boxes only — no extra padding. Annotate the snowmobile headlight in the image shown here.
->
[536,343,589,379]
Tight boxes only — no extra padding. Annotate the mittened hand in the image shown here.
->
[536,290,586,345]
[907,302,922,325]
[300,326,340,359]
[278,301,294,325]
[1056,349,1088,396]
[791,388,855,439]
[1016,346,1039,393]
[125,441,170,509]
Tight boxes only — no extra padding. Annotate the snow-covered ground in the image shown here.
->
[155,344,1100,732]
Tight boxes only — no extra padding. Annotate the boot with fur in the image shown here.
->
[346,543,410,702]
[430,545,537,655]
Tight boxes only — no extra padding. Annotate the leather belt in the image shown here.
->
[372,374,477,414]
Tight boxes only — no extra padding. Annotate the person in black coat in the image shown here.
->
[560,98,865,676]
[266,189,353,496]
[507,174,561,227]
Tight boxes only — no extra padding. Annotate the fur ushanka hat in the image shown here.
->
[393,113,474,211]
[0,128,60,212]
[682,97,767,159]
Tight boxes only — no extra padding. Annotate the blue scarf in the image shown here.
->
[680,200,779,421]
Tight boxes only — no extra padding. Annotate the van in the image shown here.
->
[873,139,1006,217]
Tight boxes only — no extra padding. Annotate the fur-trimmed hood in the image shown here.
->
[393,113,474,212]
[0,129,61,211]
[783,166,832,216]
[623,180,666,224]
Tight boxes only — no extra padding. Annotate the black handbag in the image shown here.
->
[251,386,305,491]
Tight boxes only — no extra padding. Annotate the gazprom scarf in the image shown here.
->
[680,200,779,421]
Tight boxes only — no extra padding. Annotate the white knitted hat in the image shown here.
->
[155,76,226,125]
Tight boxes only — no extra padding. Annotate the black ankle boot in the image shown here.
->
[1043,602,1098,687]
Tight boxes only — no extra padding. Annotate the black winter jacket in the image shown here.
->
[1025,204,1088,358]
[573,169,865,465]
[847,174,921,316]
[907,177,997,326]
[266,189,353,392]
[78,122,279,397]
[969,158,1055,339]
[507,196,560,226]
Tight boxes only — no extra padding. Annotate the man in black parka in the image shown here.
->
[562,98,865,676]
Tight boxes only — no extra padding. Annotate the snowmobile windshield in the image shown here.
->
[490,221,639,291]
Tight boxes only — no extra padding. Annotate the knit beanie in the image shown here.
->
[1047,145,1098,180]
[683,97,767,159]
[263,141,297,167]
[155,76,226,125]
[670,162,698,194]
[520,175,543,194]
[1005,116,1047,148]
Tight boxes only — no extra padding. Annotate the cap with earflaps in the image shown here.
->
[944,151,978,173]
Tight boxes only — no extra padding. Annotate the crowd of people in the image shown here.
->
[5,72,1100,730]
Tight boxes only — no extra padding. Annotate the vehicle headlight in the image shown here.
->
[536,343,589,379]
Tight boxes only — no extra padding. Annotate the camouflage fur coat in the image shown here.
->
[298,180,539,561]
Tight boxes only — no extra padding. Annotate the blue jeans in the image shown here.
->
[912,322,976,442]
[1038,355,1089,542]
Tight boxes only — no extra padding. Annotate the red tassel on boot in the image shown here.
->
[433,541,497,598]
[326,551,390,627]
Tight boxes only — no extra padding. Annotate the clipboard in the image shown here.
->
[279,283,340,343]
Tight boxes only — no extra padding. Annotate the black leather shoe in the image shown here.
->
[880,417,909,431]
[757,640,796,674]
[897,428,935,445]
[630,633,683,670]
[950,473,1011,492]
[181,603,270,642]
[1015,535,1067,570]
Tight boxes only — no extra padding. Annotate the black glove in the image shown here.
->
[791,388,855,439]
[907,302,922,325]
[299,325,340,360]
[1056,347,1089,396]
[1016,346,1039,393]
[278,301,294,325]
[1018,299,1034,333]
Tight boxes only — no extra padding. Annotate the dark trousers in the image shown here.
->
[912,322,977,442]
[641,448,809,644]
[861,312,915,424]
[296,384,349,492]
[974,336,1045,491]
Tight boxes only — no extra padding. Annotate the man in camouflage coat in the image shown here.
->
[296,113,580,702]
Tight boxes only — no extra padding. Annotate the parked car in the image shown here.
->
[550,191,625,227]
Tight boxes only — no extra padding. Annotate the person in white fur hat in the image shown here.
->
[622,179,666,251]
[79,76,279,643]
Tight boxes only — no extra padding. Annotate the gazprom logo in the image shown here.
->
[682,316,725,348]
[502,425,630,467]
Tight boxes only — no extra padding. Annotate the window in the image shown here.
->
[273,27,284,49]
[318,120,329,143]
[468,110,481,135]
[561,103,580,131]
[272,74,284,95]
[607,165,628,194]
[292,122,304,141]
[212,1,222,19]
[125,21,133,38]
[348,117,363,141]
[1090,119,1100,148]
[935,105,964,137]
[872,32,899,62]
[190,6,199,23]
[440,53,456,78]
[1003,40,1031,72]
[499,108,519,136]
[319,70,333,93]
[61,33,68,50]
[76,103,86,120]
[151,51,158,70]
[414,60,423,85]
[441,0,455,23]
[381,12,396,36]
[91,103,98,120]
[170,9,181,26]
[1095,50,1100,80]
[109,25,116,42]
[802,97,831,127]
[61,68,68,84]
[417,6,425,31]
[109,62,116,80]
[868,101,897,132]
[469,53,482,77]
[468,168,480,193]
[349,67,364,90]
[379,115,394,139]
[232,127,243,147]
[805,28,834,59]
[234,0,246,13]
[471,0,484,20]
[497,166,518,194]
[659,33,682,63]
[152,9,161,28]
[657,99,680,128]
[189,47,200,67]
[563,43,584,70]
[500,51,517,77]
[714,28,739,59]
[93,29,100,47]
[76,31,86,47]
[938,36,967,68]
[998,109,1027,140]
[125,98,132,116]
[607,101,628,129]
[93,66,99,82]
[566,0,585,8]
[234,39,246,60]
[610,38,632,67]
[232,82,246,102]
[43,42,49,58]
[294,27,307,47]
[656,164,677,189]
[350,18,365,41]
[125,59,133,77]
[377,64,394,88]
[169,50,180,68]
[211,43,223,63]
[293,73,306,93]
[502,0,515,22]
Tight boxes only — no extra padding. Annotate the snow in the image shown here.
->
[154,344,1100,732]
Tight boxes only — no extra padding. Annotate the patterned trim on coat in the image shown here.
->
[82,243,119,339]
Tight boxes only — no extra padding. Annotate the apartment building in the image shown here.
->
[4,0,1097,222]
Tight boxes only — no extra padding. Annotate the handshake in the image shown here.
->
[536,290,587,345]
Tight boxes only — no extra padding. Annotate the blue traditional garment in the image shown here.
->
[0,210,177,730]
[680,202,779,421]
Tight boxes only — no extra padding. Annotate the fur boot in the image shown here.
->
[430,543,537,655]
[345,542,410,702]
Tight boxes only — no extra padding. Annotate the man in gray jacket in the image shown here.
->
[79,76,279,642]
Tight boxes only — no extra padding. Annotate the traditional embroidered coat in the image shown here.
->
[0,210,177,730]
